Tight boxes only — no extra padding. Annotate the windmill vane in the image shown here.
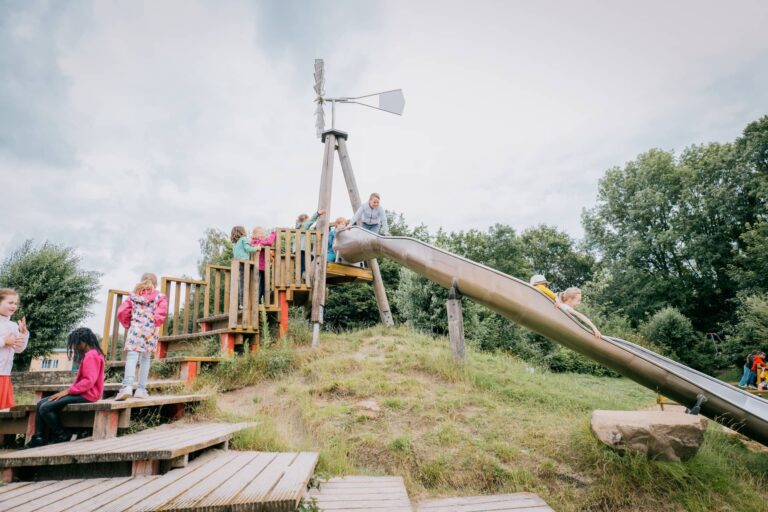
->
[313,58,405,138]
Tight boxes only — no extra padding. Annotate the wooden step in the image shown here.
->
[416,493,555,512]
[307,476,412,512]
[20,380,185,395]
[0,448,319,511]
[0,422,248,477]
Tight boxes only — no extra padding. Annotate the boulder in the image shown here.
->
[591,410,708,462]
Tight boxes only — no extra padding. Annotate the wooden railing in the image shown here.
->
[160,277,208,338]
[203,265,231,317]
[272,228,322,290]
[102,289,131,360]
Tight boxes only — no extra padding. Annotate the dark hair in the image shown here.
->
[66,327,104,361]
[230,226,246,243]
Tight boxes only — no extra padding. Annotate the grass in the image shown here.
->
[204,325,768,511]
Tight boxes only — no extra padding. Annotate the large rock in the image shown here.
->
[591,410,708,462]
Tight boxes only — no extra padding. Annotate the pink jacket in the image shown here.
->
[117,289,168,329]
[68,349,104,402]
[250,231,276,271]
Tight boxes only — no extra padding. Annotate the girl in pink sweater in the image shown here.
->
[26,327,104,447]
[115,273,168,401]
[250,227,276,304]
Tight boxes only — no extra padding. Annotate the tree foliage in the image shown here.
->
[197,228,232,278]
[0,241,100,370]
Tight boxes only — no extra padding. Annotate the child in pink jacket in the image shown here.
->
[27,327,104,447]
[250,227,276,304]
[115,273,168,401]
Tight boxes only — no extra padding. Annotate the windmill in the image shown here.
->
[310,59,405,347]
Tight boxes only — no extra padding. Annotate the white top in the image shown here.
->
[0,315,29,375]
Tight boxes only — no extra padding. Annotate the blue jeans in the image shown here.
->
[122,350,151,389]
[362,222,381,234]
[35,394,89,436]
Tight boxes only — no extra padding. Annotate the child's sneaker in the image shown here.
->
[133,388,149,400]
[114,386,133,401]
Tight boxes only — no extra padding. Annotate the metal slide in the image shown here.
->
[335,227,768,445]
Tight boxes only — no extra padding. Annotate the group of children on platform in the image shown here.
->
[0,271,170,448]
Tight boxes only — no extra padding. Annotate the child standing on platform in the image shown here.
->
[232,226,260,306]
[250,227,276,303]
[0,288,29,410]
[27,327,104,447]
[327,217,347,263]
[295,209,326,276]
[115,273,168,401]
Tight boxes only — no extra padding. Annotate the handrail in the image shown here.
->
[101,289,131,359]
[160,277,207,338]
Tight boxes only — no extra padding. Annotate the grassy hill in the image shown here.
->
[201,326,768,512]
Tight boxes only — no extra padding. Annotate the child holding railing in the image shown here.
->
[115,273,168,401]
[327,217,347,263]
[250,227,276,303]
[556,287,602,339]
[26,327,104,447]
[294,209,326,276]
[231,226,260,306]
[0,288,28,411]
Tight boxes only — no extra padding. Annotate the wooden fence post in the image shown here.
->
[446,286,465,364]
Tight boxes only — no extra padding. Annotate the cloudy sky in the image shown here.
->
[2,0,767,330]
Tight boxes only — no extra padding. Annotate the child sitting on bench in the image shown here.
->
[26,328,105,447]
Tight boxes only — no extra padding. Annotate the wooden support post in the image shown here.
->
[220,333,235,357]
[2,468,13,484]
[132,459,160,477]
[278,290,289,338]
[179,361,199,385]
[446,286,465,364]
[337,137,394,326]
[311,130,338,347]
[251,331,261,353]
[92,410,120,440]
[156,340,167,359]
[25,412,35,443]
[101,291,115,355]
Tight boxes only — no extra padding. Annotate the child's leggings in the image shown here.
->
[35,394,89,435]
[122,350,151,389]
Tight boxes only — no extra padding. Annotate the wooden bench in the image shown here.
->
[0,449,319,511]
[19,380,186,400]
[0,421,248,482]
[0,394,209,443]
[106,356,223,385]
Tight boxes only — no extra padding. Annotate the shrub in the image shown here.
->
[640,307,714,372]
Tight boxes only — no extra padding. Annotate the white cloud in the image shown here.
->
[2,0,767,332]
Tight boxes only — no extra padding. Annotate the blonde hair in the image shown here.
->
[134,273,158,294]
[230,226,246,243]
[0,288,19,303]
[334,217,347,226]
[560,287,582,302]
[251,226,264,237]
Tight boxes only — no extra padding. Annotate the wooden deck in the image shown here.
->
[307,476,412,512]
[416,494,554,512]
[0,449,319,512]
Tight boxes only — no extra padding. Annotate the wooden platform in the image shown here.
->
[0,449,319,512]
[307,476,412,512]
[416,494,554,512]
[326,262,373,285]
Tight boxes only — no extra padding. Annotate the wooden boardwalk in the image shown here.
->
[307,476,412,512]
[416,493,554,512]
[0,449,319,511]
[0,422,247,470]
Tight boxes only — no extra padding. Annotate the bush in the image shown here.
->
[723,294,768,367]
[0,240,100,370]
[640,307,714,373]
[543,347,619,376]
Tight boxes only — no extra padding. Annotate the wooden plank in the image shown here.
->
[229,261,239,329]
[223,266,231,314]
[416,493,554,512]
[44,477,143,512]
[160,278,169,337]
[19,380,185,393]
[294,230,301,286]
[0,478,86,510]
[203,266,212,317]
[182,283,191,335]
[124,450,237,512]
[305,231,314,287]
[192,452,278,508]
[249,262,258,329]
[227,452,300,507]
[213,270,221,315]
[308,476,411,512]
[267,451,320,506]
[172,281,182,336]
[110,294,124,361]
[192,283,202,334]
[241,262,251,329]
[264,248,272,307]
[101,291,115,355]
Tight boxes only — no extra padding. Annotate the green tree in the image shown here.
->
[520,224,594,290]
[583,143,752,332]
[723,294,768,368]
[197,228,232,278]
[640,307,714,372]
[0,240,100,370]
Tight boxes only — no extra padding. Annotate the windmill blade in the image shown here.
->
[314,59,326,137]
